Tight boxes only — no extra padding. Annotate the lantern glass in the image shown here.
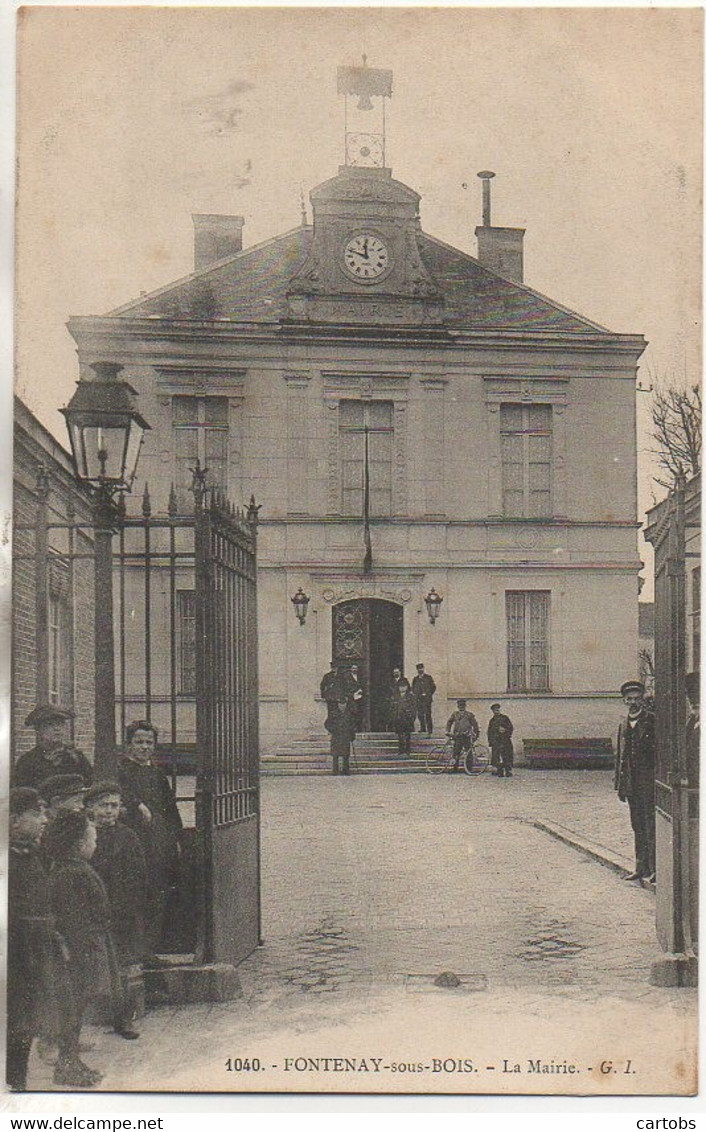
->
[80,425,130,484]
[123,417,146,488]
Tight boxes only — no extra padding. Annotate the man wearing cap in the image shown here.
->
[615,679,656,882]
[487,703,515,778]
[14,706,93,790]
[7,788,72,1090]
[446,700,480,772]
[412,663,437,736]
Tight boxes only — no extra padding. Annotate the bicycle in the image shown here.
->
[425,736,491,776]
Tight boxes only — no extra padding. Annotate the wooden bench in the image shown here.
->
[523,737,614,769]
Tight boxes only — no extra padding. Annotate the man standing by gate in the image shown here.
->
[412,663,436,736]
[614,679,656,883]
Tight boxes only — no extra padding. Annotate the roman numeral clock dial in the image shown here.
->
[343,234,390,281]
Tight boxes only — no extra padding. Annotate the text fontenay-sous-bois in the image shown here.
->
[223,1057,638,1076]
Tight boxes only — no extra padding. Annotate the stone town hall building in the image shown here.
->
[67,66,646,756]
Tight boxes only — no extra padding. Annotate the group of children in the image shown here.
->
[8,775,152,1091]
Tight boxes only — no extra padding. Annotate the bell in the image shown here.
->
[357,93,374,111]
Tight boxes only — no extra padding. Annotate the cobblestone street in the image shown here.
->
[26,770,697,1097]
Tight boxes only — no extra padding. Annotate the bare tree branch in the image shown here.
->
[650,380,701,490]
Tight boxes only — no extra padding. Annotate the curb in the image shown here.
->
[532,818,656,893]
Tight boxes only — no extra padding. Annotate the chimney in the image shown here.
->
[192,214,245,272]
[474,171,525,284]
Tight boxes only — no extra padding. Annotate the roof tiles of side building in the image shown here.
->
[110,225,612,335]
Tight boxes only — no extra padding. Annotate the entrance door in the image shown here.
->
[332,599,404,731]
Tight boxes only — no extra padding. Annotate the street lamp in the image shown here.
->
[291,587,311,626]
[424,587,443,625]
[62,362,150,774]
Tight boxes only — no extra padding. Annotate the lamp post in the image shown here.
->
[62,362,150,775]
[424,587,443,625]
[291,587,310,626]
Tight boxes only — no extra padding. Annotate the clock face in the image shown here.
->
[343,234,390,281]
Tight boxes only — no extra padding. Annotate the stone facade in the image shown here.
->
[66,163,646,755]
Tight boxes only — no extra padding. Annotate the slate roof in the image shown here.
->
[110,224,610,335]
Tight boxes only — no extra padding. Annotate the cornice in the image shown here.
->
[66,314,647,359]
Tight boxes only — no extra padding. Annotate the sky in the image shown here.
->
[12,6,703,593]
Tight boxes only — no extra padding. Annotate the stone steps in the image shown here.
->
[261,732,446,776]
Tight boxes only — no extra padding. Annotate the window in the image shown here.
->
[339,400,394,517]
[506,591,551,692]
[48,593,62,705]
[173,396,229,511]
[177,590,196,695]
[500,404,552,517]
[692,566,701,672]
[47,556,71,708]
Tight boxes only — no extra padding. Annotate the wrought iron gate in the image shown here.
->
[193,483,260,964]
[116,479,260,967]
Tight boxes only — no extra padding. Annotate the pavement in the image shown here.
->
[22,769,697,1099]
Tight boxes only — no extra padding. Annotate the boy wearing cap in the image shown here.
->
[85,781,146,1038]
[446,700,480,772]
[14,706,93,790]
[39,774,89,821]
[615,679,656,882]
[487,704,515,778]
[7,788,71,1090]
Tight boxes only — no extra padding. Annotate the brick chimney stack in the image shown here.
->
[192,214,245,272]
[474,172,525,284]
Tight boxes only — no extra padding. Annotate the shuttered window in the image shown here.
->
[339,400,394,517]
[506,591,551,692]
[501,404,552,518]
[173,396,229,511]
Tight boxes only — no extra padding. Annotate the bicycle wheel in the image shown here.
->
[464,743,491,776]
[426,743,453,774]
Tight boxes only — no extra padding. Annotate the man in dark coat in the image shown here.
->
[412,663,437,735]
[391,679,418,756]
[117,721,182,956]
[614,679,656,882]
[320,663,344,706]
[487,703,515,778]
[325,697,357,775]
[13,705,93,790]
[386,666,405,730]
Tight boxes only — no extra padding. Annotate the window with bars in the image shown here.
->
[339,400,394,517]
[173,396,229,511]
[500,404,553,518]
[506,591,551,692]
[692,566,700,672]
[177,590,196,696]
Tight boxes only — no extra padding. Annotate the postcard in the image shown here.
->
[8,5,701,1098]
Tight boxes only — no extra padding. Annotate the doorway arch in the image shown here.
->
[331,598,404,731]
